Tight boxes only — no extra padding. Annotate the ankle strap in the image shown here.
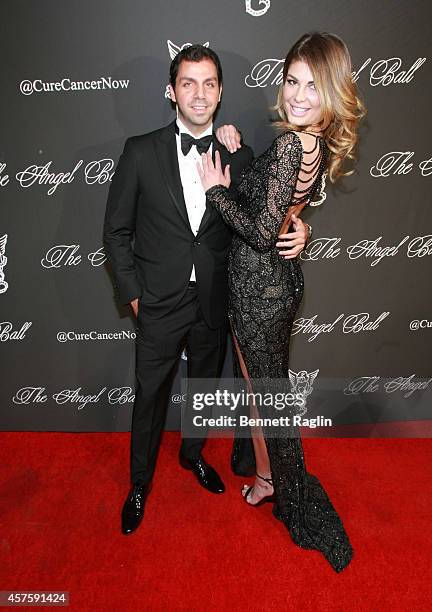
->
[256,473,273,485]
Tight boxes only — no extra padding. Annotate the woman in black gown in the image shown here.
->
[198,32,365,572]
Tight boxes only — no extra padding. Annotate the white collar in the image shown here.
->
[176,116,213,139]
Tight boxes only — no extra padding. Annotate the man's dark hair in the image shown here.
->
[169,44,223,88]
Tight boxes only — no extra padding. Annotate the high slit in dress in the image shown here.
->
[205,130,353,573]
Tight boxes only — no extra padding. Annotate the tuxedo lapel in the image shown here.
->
[197,134,230,236]
[154,121,192,232]
[211,135,231,167]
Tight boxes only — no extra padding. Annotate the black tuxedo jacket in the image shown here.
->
[103,121,253,328]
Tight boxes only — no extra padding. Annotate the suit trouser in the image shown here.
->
[130,286,228,486]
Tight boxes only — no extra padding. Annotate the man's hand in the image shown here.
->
[130,298,138,317]
[197,150,231,191]
[276,214,309,259]
[215,124,242,154]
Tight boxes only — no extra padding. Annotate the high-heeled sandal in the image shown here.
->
[242,473,275,506]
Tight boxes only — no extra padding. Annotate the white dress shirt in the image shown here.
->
[175,117,213,282]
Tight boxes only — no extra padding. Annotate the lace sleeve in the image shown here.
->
[205,132,304,253]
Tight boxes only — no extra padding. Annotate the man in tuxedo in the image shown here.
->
[104,44,254,535]
[104,44,309,535]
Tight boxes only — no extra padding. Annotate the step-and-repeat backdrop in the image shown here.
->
[1,0,431,432]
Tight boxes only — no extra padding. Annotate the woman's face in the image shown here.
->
[282,59,322,129]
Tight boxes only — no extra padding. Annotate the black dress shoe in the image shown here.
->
[179,454,225,494]
[121,482,151,535]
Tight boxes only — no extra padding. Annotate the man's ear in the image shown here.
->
[218,85,223,102]
[168,83,176,102]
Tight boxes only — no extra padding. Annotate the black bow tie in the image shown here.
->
[180,132,213,156]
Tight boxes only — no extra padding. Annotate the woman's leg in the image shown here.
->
[230,326,274,504]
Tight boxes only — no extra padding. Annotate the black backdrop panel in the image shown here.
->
[1,0,431,431]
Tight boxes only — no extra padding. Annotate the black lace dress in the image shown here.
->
[205,130,353,573]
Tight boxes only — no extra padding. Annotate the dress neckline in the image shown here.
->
[288,130,328,158]
[291,129,323,139]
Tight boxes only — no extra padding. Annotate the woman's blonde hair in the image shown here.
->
[272,32,366,183]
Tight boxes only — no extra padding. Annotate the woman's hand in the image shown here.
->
[215,124,242,153]
[197,150,231,191]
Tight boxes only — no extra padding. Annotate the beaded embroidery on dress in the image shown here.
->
[205,130,353,573]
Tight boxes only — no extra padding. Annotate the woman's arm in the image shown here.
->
[199,132,304,253]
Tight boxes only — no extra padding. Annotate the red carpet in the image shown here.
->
[1,433,431,611]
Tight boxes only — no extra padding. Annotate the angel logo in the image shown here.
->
[245,0,271,17]
[0,234,8,294]
[288,368,319,416]
[165,40,210,99]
